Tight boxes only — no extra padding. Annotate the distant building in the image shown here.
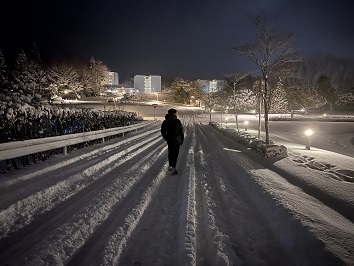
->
[134,75,161,93]
[103,71,119,85]
[197,79,225,93]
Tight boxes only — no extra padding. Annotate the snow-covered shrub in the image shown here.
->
[259,144,288,158]
[250,139,266,152]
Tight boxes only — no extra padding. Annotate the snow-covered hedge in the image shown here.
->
[0,92,142,143]
[209,122,288,158]
[268,113,354,122]
[269,116,354,122]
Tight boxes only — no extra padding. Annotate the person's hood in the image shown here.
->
[165,113,177,121]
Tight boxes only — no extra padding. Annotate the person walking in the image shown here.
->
[161,108,184,175]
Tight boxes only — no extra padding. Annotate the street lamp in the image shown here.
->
[305,129,313,150]
[244,121,249,131]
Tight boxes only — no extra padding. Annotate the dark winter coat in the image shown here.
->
[161,114,184,145]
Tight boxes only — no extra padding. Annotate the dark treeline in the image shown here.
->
[0,44,108,101]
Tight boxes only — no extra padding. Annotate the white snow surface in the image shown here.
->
[0,108,353,266]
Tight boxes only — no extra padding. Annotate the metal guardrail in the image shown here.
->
[0,121,155,161]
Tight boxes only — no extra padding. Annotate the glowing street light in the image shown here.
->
[305,129,313,150]
[244,121,249,131]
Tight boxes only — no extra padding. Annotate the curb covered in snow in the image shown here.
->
[209,122,288,158]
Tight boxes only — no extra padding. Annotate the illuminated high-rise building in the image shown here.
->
[134,75,161,93]
[103,72,119,85]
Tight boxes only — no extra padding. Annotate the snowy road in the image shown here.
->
[0,109,353,265]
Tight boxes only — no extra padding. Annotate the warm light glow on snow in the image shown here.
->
[305,129,313,136]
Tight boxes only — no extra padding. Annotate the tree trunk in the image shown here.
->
[234,102,239,132]
[235,114,239,132]
[264,77,270,144]
[264,99,270,144]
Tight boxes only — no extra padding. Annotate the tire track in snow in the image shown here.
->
[91,155,169,266]
[67,142,170,265]
[0,132,162,239]
[194,125,239,265]
[178,127,197,266]
[0,129,160,210]
[1,141,167,265]
[194,142,224,266]
[114,121,197,266]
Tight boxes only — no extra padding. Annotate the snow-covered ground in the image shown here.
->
[0,107,353,265]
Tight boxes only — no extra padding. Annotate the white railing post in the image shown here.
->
[63,146,68,155]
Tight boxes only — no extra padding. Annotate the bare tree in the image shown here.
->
[225,74,248,131]
[215,86,230,123]
[232,14,301,144]
[202,92,218,122]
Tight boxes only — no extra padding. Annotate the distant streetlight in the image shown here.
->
[244,121,249,131]
[305,129,313,150]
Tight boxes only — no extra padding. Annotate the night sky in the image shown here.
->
[1,0,354,81]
